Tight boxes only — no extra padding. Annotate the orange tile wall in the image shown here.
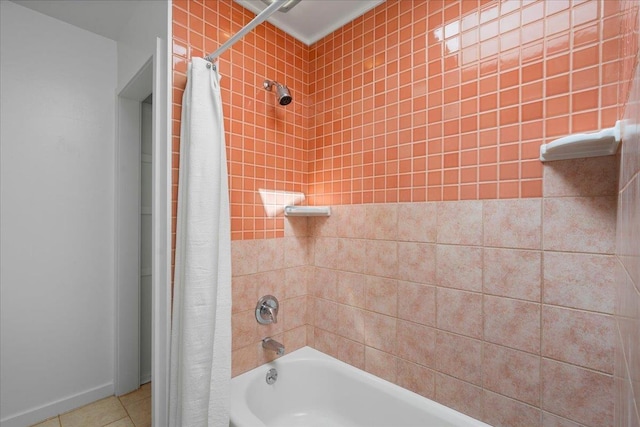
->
[173,0,627,239]
[172,0,308,248]
[307,0,624,205]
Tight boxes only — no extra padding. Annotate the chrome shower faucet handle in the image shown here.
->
[256,295,279,324]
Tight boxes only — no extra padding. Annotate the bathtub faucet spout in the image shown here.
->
[262,337,285,356]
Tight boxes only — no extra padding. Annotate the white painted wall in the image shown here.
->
[0,2,117,426]
[116,0,168,91]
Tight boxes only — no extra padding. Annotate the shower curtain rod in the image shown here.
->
[204,0,287,63]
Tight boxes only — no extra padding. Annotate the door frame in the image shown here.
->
[115,57,150,396]
[114,37,170,426]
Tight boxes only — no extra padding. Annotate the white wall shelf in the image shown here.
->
[284,206,331,216]
[540,120,621,162]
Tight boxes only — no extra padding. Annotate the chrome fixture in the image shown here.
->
[264,80,292,106]
[265,368,278,385]
[204,0,287,64]
[259,0,301,13]
[262,337,285,356]
[256,295,279,324]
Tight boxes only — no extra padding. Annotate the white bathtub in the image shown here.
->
[230,346,491,427]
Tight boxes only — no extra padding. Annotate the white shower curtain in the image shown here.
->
[169,57,232,427]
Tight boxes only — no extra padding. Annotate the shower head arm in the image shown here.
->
[263,80,281,91]
[263,79,292,106]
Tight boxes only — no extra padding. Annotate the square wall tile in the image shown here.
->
[285,266,311,298]
[482,390,541,427]
[435,374,483,421]
[483,199,542,249]
[484,295,540,354]
[282,296,307,330]
[398,282,436,326]
[334,205,367,238]
[314,298,338,333]
[337,239,368,273]
[363,311,397,354]
[482,343,541,406]
[397,242,437,284]
[437,201,483,245]
[256,270,286,302]
[232,345,258,377]
[541,359,613,427]
[364,204,398,240]
[540,306,614,374]
[284,326,307,353]
[397,202,437,242]
[257,239,286,272]
[397,359,436,400]
[284,216,309,237]
[365,346,397,383]
[484,248,541,301]
[365,276,398,316]
[336,304,365,343]
[336,336,365,370]
[437,288,483,339]
[543,156,618,197]
[436,245,483,292]
[435,331,483,386]
[543,252,616,313]
[336,271,365,308]
[397,320,436,368]
[365,240,398,278]
[232,311,257,350]
[312,267,338,300]
[543,197,617,254]
[313,328,339,358]
[313,237,340,270]
[232,274,257,314]
[231,240,260,276]
[284,236,312,267]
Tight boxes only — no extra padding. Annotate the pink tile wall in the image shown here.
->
[305,176,618,426]
[230,220,311,376]
[615,1,640,426]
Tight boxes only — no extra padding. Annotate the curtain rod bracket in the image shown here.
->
[204,0,287,63]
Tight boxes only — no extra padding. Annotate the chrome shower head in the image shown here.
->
[264,80,292,106]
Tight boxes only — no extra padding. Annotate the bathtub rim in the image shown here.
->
[230,346,492,427]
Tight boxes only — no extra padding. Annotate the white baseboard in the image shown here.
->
[0,382,114,427]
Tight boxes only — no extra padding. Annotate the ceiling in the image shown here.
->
[10,0,143,41]
[234,0,385,45]
[11,0,384,46]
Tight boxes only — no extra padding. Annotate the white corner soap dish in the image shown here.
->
[539,120,621,162]
[284,206,331,217]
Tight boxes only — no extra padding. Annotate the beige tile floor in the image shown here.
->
[31,383,151,427]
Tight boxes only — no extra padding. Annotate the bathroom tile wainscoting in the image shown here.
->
[231,167,619,426]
